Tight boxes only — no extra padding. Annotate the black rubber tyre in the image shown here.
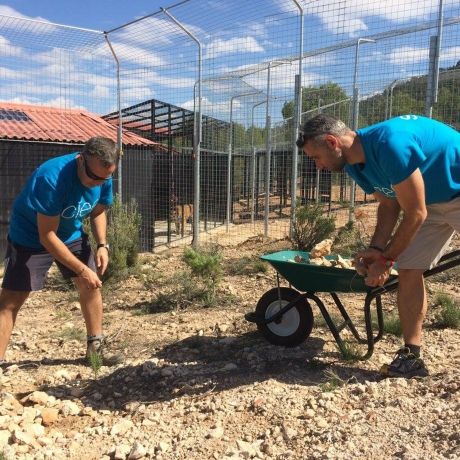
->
[255,287,314,347]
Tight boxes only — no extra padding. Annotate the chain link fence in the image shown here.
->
[1,0,459,252]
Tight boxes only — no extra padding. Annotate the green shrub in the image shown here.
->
[226,256,269,275]
[183,245,222,279]
[333,221,366,257]
[291,202,335,251]
[52,326,86,342]
[339,342,363,361]
[138,267,226,314]
[384,312,402,337]
[434,293,460,329]
[182,245,223,305]
[88,351,103,379]
[104,196,142,280]
[372,311,402,337]
[320,369,347,391]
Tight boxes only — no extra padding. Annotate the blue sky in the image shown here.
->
[0,1,166,31]
[0,1,459,125]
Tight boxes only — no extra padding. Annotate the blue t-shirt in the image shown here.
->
[9,153,113,249]
[345,115,460,204]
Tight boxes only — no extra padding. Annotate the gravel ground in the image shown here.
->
[0,236,459,460]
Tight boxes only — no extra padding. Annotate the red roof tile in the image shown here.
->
[0,102,156,147]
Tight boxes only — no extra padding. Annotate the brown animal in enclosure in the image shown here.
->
[173,204,193,237]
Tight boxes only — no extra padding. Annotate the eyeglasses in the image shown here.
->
[82,155,112,182]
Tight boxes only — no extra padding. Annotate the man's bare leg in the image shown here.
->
[397,269,426,346]
[73,277,103,337]
[0,289,30,360]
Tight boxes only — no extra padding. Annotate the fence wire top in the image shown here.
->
[0,14,106,53]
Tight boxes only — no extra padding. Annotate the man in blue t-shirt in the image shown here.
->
[0,137,120,367]
[297,114,460,378]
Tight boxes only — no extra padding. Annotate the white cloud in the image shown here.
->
[388,46,429,65]
[205,36,264,59]
[0,65,19,78]
[90,85,111,99]
[311,0,457,37]
[91,41,166,67]
[0,35,23,57]
[113,16,203,48]
[0,5,50,22]
[388,44,460,67]
[440,46,460,64]
[241,64,322,93]
[182,96,240,116]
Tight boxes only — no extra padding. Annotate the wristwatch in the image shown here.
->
[97,243,110,252]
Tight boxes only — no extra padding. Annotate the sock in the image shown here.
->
[405,344,421,357]
[87,335,104,343]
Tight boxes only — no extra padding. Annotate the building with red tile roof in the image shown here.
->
[0,102,155,146]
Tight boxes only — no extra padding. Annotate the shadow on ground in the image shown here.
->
[43,330,381,411]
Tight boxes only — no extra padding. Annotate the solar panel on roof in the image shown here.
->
[0,110,31,122]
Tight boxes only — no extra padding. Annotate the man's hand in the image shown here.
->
[364,259,391,287]
[79,266,102,289]
[354,248,391,287]
[95,247,109,275]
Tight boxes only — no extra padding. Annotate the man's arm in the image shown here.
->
[37,213,102,289]
[90,204,109,276]
[369,191,401,251]
[356,168,427,286]
[383,168,427,260]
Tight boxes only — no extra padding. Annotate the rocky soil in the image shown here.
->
[0,236,459,460]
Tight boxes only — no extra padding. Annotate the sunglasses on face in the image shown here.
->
[82,155,112,182]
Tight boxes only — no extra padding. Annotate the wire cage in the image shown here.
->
[0,0,459,251]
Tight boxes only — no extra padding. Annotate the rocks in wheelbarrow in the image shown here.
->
[310,239,333,258]
[308,254,353,269]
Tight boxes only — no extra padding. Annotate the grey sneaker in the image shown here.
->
[86,337,123,367]
[380,347,429,378]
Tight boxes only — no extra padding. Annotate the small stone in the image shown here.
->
[41,408,59,426]
[317,417,329,428]
[207,425,224,439]
[60,401,80,416]
[157,441,170,453]
[54,369,73,381]
[128,441,147,459]
[13,429,36,447]
[0,430,10,448]
[110,419,134,436]
[25,391,49,406]
[113,444,131,460]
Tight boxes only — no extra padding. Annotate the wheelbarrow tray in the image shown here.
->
[261,250,369,293]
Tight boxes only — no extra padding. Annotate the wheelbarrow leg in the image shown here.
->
[305,293,351,358]
[362,293,384,360]
[330,292,364,342]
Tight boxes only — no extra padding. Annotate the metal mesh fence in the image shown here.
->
[1,0,459,252]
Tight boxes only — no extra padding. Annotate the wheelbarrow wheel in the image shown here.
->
[255,287,313,347]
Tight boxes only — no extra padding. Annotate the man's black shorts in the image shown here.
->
[2,235,96,292]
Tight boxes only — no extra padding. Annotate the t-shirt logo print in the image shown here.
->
[374,186,396,198]
[61,200,96,219]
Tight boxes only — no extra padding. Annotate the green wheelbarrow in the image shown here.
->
[245,249,460,359]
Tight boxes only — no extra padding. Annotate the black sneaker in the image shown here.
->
[86,337,123,367]
[380,347,429,378]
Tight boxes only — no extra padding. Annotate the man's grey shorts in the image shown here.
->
[397,197,460,270]
[2,235,96,292]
